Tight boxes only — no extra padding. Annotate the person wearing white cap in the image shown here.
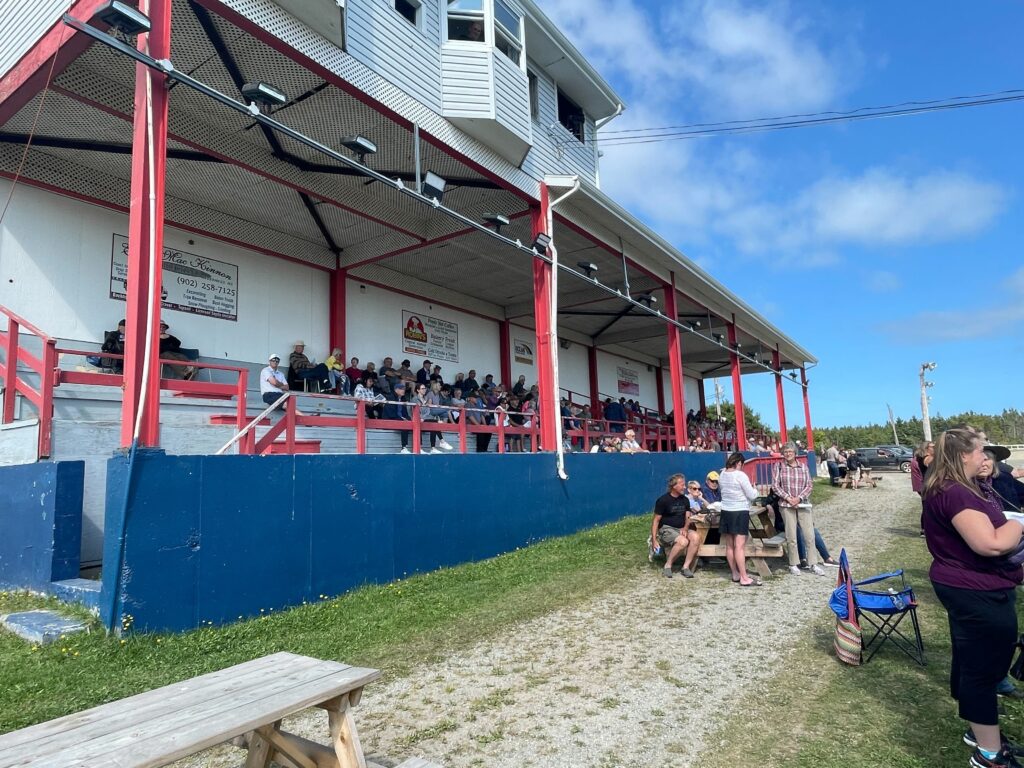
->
[260,353,290,409]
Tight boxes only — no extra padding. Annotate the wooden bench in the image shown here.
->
[838,469,878,489]
[0,652,380,768]
[691,506,786,579]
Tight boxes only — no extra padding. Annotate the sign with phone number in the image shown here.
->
[110,234,238,321]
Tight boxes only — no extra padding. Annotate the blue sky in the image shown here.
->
[543,0,1024,430]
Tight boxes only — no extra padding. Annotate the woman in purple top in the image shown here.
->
[923,427,1024,768]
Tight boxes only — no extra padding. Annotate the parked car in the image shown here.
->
[877,445,914,458]
[855,447,912,473]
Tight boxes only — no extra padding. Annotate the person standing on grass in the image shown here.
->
[923,427,1024,768]
[719,452,761,587]
[773,442,826,577]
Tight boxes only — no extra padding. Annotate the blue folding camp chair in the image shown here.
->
[829,549,925,666]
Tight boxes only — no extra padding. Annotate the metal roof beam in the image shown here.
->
[0,133,223,162]
[298,192,341,256]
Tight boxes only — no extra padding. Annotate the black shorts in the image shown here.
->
[719,509,750,536]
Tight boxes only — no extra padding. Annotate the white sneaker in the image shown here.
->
[811,564,827,576]
[438,439,454,451]
[789,566,802,575]
[399,447,411,454]
[429,447,443,454]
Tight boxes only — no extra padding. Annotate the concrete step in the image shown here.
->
[51,578,102,611]
[0,610,90,645]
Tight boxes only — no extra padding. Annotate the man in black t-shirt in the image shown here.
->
[650,473,701,578]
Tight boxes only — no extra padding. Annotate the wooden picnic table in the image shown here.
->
[690,505,786,579]
[0,651,380,768]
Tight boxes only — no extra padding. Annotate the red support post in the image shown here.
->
[801,366,815,451]
[120,0,171,448]
[587,344,599,407]
[772,349,788,444]
[329,268,346,355]
[727,321,747,450]
[531,188,557,452]
[458,406,467,453]
[37,340,57,458]
[2,319,17,423]
[655,366,665,415]
[697,379,706,415]
[285,394,296,453]
[355,399,366,454]
[499,319,511,388]
[663,278,686,450]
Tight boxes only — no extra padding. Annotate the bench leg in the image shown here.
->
[327,696,367,768]
[243,729,273,768]
[751,557,773,580]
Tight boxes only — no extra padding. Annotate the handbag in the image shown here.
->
[831,552,862,666]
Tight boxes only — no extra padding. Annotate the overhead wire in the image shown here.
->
[586,89,1024,148]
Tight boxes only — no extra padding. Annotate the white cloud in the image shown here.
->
[883,267,1024,342]
[865,270,901,293]
[715,167,1007,263]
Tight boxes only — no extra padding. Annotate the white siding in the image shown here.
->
[345,0,443,112]
[0,0,65,80]
[595,350,658,411]
[492,50,531,143]
[440,45,493,118]
[521,62,598,182]
[0,181,330,362]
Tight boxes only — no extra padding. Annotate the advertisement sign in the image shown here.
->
[616,366,639,395]
[110,234,238,321]
[402,310,458,362]
[513,338,534,365]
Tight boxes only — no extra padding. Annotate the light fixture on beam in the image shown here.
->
[577,261,598,278]
[687,320,701,330]
[531,232,552,255]
[93,1,151,35]
[241,81,287,110]
[712,332,723,343]
[421,170,446,203]
[482,213,510,234]
[789,371,798,380]
[340,135,377,164]
[636,293,657,308]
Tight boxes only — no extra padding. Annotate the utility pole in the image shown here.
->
[919,362,937,441]
[887,404,899,446]
[713,379,724,419]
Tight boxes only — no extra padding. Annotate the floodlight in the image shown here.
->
[482,213,510,233]
[93,1,151,35]
[712,332,723,343]
[577,261,598,278]
[340,135,377,163]
[789,371,798,380]
[421,171,446,202]
[241,82,287,109]
[636,293,657,308]
[531,232,552,255]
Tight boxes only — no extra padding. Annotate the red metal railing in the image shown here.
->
[0,306,58,458]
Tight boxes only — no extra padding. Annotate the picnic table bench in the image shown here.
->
[691,505,786,579]
[838,468,878,488]
[0,651,381,768]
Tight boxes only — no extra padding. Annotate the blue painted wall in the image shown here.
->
[0,461,84,591]
[101,450,796,632]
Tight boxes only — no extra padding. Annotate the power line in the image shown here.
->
[587,89,1024,148]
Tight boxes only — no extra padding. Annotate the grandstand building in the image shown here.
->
[0,0,817,631]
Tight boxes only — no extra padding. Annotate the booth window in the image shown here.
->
[447,0,484,41]
[493,0,522,65]
[557,88,586,143]
[394,0,420,26]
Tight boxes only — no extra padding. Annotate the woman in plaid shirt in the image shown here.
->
[772,442,826,576]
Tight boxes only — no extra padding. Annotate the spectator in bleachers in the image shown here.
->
[99,319,126,373]
[325,348,349,395]
[512,375,527,396]
[416,359,433,386]
[378,357,397,396]
[466,393,490,453]
[157,321,195,380]
[354,374,384,419]
[621,429,648,453]
[453,371,466,392]
[412,382,446,453]
[383,381,413,454]
[397,359,416,384]
[362,361,377,381]
[450,386,466,422]
[482,373,496,391]
[345,357,363,385]
[430,364,444,384]
[507,395,525,452]
[603,397,627,433]
[260,353,290,409]
[463,369,480,393]
[289,341,331,390]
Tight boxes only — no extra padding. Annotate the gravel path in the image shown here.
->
[180,473,919,768]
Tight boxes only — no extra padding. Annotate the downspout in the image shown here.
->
[545,176,581,481]
[593,104,623,189]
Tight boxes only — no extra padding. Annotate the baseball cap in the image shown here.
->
[706,471,720,481]
[268,353,281,361]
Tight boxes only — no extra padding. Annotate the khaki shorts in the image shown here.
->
[658,526,690,548]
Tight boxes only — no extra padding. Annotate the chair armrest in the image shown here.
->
[854,570,905,587]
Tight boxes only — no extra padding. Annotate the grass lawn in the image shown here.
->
[0,514,652,734]
[703,488,1024,768]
